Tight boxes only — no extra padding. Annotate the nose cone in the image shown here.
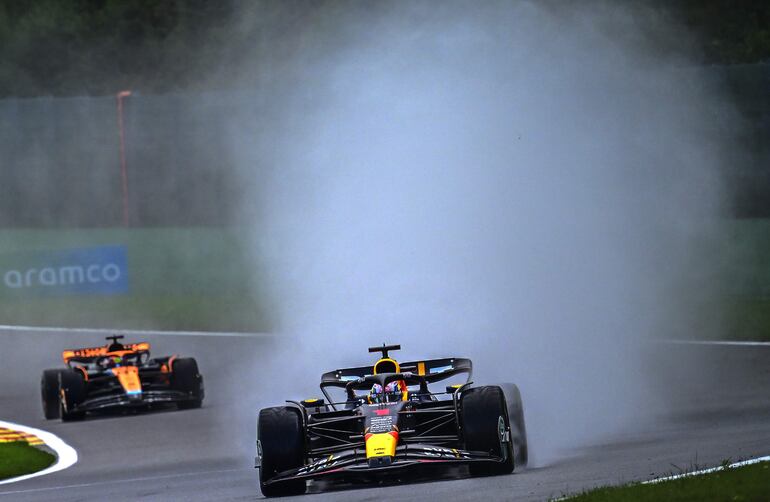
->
[111,366,143,398]
[365,431,399,460]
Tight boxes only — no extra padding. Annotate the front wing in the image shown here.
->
[260,444,507,486]
[72,389,197,413]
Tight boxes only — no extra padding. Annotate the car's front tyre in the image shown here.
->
[500,383,528,467]
[258,406,306,497]
[59,370,86,422]
[41,369,62,419]
[461,385,514,476]
[171,358,203,409]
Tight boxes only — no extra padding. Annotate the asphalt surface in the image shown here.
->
[0,329,768,501]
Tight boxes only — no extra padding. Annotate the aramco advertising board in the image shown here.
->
[0,245,129,297]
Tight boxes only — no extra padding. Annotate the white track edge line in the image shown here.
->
[660,339,770,347]
[642,455,770,484]
[0,326,765,344]
[0,324,272,338]
[0,420,78,485]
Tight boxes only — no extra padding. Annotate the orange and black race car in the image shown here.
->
[40,335,203,421]
[256,344,528,497]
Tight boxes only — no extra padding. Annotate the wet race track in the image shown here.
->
[0,329,768,501]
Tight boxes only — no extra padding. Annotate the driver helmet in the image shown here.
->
[369,383,384,403]
[383,381,403,402]
[369,381,403,403]
[112,355,123,366]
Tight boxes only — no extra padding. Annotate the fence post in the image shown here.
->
[116,90,132,227]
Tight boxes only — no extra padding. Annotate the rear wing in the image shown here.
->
[62,342,150,364]
[320,357,472,388]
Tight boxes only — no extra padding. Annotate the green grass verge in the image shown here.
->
[0,441,56,481]
[724,297,770,341]
[717,218,770,341]
[565,461,770,501]
[0,294,271,332]
[3,221,770,337]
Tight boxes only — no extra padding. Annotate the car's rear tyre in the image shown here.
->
[501,383,528,467]
[172,358,203,409]
[41,369,62,420]
[59,370,86,421]
[258,406,306,497]
[461,385,514,476]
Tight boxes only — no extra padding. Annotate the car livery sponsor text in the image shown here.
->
[0,245,129,296]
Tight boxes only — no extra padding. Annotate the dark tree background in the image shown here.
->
[670,0,770,64]
[0,0,767,98]
[0,0,767,226]
[0,0,236,97]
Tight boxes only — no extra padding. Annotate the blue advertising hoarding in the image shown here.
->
[0,245,129,296]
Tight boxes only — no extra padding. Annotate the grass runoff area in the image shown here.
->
[0,294,268,332]
[565,461,770,501]
[0,442,55,481]
[719,219,770,341]
[1,221,770,336]
[725,297,770,342]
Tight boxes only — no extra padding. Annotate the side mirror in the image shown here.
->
[301,398,327,414]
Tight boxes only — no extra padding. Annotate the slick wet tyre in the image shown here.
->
[461,385,514,476]
[172,358,203,409]
[41,369,62,419]
[501,383,528,467]
[59,370,86,422]
[258,406,306,497]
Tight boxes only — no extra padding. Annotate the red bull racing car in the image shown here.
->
[256,344,528,497]
[41,335,204,421]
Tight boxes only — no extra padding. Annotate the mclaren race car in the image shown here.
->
[41,335,204,421]
[256,344,528,497]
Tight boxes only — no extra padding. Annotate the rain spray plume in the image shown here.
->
[229,1,733,465]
